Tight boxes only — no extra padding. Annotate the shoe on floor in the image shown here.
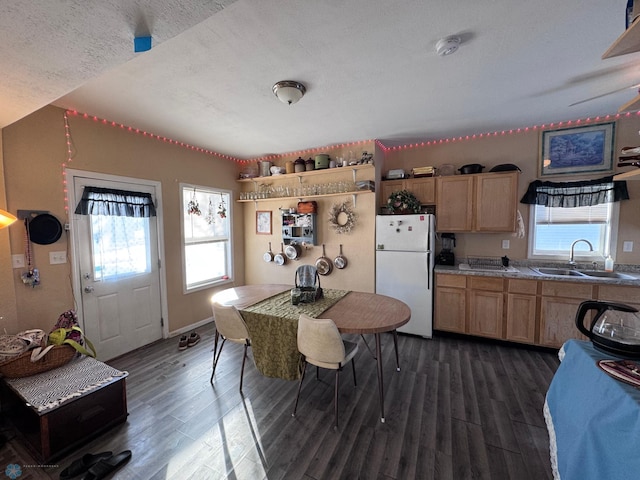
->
[187,332,200,347]
[59,451,112,479]
[178,335,188,350]
[81,450,132,480]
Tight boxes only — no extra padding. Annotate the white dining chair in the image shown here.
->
[292,313,358,429]
[210,302,252,393]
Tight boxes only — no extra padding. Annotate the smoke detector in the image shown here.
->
[436,36,461,56]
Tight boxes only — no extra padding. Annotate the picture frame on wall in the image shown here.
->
[256,211,272,235]
[539,122,615,177]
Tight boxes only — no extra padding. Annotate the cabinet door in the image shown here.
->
[468,290,504,338]
[474,172,518,232]
[435,176,473,232]
[506,293,538,343]
[407,177,436,204]
[435,286,466,333]
[380,180,404,206]
[540,296,588,348]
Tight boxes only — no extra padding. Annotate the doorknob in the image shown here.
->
[84,286,94,293]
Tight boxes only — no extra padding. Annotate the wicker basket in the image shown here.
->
[0,344,76,378]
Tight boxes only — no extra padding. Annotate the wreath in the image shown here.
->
[328,201,357,234]
[387,190,421,214]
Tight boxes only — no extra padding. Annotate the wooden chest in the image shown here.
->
[1,358,128,462]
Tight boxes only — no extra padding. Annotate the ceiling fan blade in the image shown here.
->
[569,83,640,107]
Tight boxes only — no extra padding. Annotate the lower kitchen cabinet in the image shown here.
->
[505,279,538,344]
[539,281,593,348]
[434,273,466,333]
[468,277,504,338]
[434,273,625,348]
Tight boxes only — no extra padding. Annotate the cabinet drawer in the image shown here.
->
[598,285,640,302]
[436,273,466,288]
[508,279,538,295]
[541,281,594,300]
[469,276,503,291]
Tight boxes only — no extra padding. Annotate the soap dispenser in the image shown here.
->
[605,255,614,272]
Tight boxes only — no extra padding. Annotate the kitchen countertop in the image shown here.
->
[434,264,640,286]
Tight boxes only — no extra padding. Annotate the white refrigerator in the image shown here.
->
[375,214,435,338]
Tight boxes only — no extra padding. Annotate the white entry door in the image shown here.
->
[72,174,163,360]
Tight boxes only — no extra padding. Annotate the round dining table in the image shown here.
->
[212,284,411,423]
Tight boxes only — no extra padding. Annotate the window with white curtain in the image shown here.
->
[529,202,618,260]
[180,184,232,291]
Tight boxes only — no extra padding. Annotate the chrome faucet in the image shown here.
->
[569,239,594,266]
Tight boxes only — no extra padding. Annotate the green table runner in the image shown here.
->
[240,289,350,380]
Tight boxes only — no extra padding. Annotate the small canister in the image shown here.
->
[294,157,306,173]
[285,160,295,174]
[305,158,315,171]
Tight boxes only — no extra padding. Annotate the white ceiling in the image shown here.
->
[2,0,640,160]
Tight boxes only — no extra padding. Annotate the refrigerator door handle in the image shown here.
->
[426,252,431,289]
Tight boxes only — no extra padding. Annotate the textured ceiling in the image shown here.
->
[2,0,640,159]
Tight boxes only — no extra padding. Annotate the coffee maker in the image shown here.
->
[437,233,456,266]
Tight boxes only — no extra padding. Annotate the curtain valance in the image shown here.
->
[520,176,629,208]
[75,187,156,217]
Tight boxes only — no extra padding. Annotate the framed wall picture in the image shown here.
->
[539,122,615,177]
[256,210,272,235]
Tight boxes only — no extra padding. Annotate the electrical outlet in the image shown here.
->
[623,241,634,252]
[502,240,510,249]
[49,251,67,264]
[11,254,25,269]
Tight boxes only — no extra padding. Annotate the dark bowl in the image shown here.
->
[489,163,521,172]
[458,163,484,174]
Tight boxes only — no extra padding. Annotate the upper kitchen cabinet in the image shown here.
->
[436,171,519,233]
[380,177,435,206]
[435,175,474,231]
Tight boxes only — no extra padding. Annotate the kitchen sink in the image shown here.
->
[531,267,636,280]
[576,270,636,280]
[531,267,586,277]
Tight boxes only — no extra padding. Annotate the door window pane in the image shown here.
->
[91,215,151,281]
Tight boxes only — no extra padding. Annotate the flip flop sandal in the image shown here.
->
[59,451,113,479]
[81,450,132,480]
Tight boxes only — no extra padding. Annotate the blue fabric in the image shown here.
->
[546,340,640,480]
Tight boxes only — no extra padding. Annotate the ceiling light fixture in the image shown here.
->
[272,81,306,105]
[436,36,461,56]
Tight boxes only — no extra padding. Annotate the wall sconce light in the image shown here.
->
[272,81,306,105]
[0,209,17,229]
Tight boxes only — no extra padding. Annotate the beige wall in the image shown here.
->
[3,107,640,337]
[0,131,19,334]
[383,117,640,266]
[2,105,244,334]
[240,143,377,292]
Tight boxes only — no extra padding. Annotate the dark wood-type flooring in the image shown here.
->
[2,323,560,479]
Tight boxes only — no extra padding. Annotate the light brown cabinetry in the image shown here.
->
[505,279,538,344]
[434,273,466,333]
[435,176,473,231]
[539,282,593,348]
[380,177,436,205]
[468,277,504,338]
[435,171,518,233]
[597,284,640,311]
[434,273,636,348]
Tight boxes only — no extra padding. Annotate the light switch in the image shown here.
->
[49,251,67,264]
[502,240,510,249]
[623,241,634,252]
[11,254,25,269]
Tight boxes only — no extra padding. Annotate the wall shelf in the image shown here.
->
[602,17,640,59]
[237,189,373,207]
[237,163,373,184]
[613,168,640,180]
